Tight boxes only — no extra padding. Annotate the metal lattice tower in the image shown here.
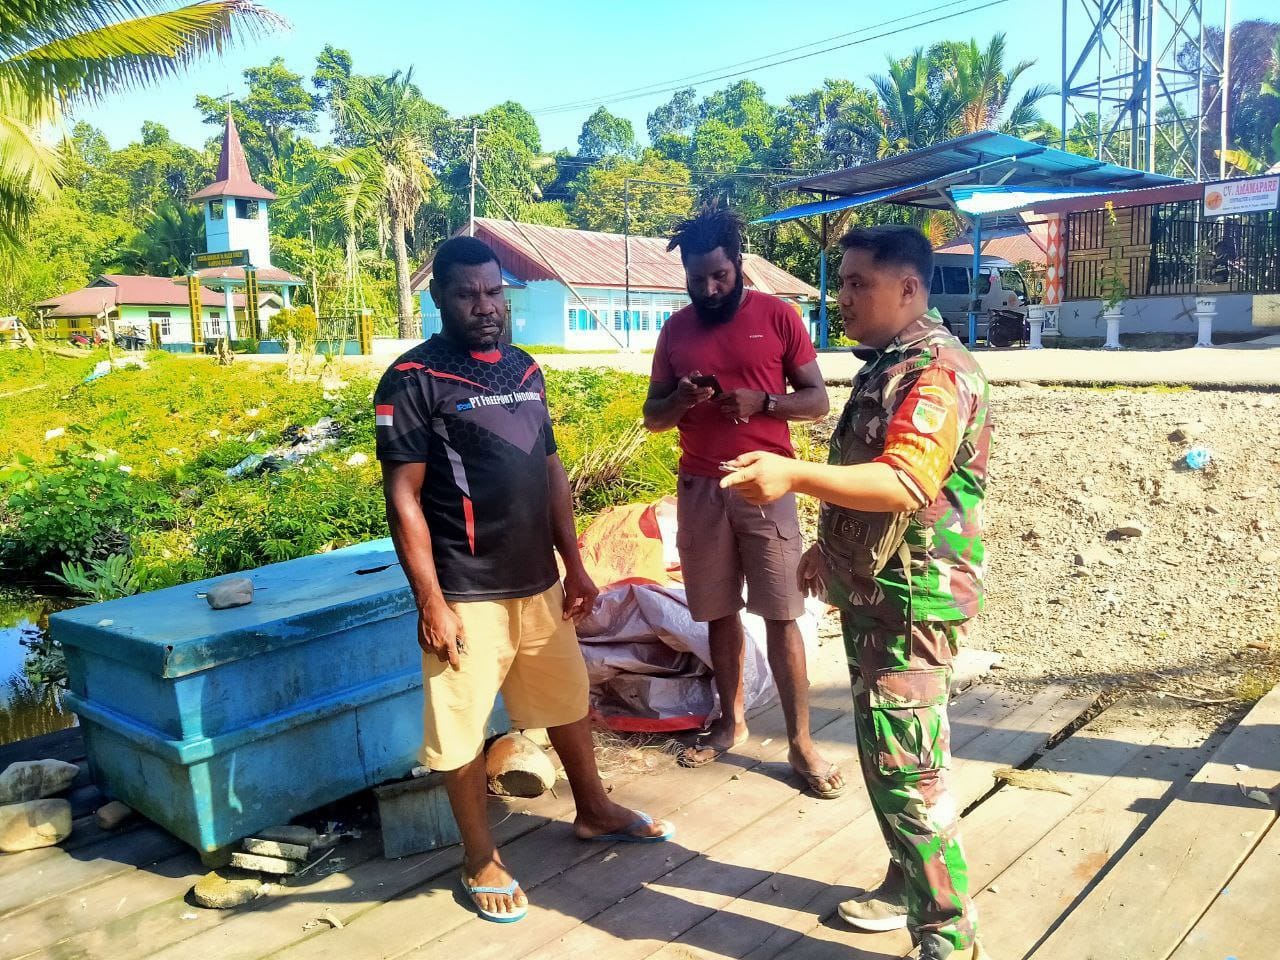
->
[1061,0,1224,178]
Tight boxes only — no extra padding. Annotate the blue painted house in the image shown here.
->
[411,218,820,350]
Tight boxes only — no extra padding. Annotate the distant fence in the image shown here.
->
[29,310,376,356]
[1067,202,1280,300]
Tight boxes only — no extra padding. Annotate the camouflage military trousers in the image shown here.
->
[841,611,977,951]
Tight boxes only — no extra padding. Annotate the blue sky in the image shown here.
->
[76,0,1269,153]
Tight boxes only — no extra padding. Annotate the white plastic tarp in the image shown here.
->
[577,583,825,733]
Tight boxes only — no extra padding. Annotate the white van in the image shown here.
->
[928,252,1029,341]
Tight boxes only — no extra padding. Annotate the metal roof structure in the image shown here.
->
[1024,180,1209,216]
[760,132,1183,348]
[934,223,1050,265]
[785,130,1182,196]
[947,185,1117,216]
[765,131,1181,222]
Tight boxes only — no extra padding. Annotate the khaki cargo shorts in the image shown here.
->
[676,471,805,624]
[420,582,589,771]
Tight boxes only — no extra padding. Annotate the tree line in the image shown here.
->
[2,4,1277,340]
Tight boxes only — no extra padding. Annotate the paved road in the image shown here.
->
[245,338,1280,389]
[528,343,1280,389]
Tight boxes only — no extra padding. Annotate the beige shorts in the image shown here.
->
[420,582,589,771]
[675,471,805,623]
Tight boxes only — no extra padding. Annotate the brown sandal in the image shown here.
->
[793,763,846,799]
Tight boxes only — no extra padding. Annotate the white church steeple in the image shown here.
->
[192,113,276,269]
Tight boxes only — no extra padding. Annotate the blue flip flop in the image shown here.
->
[583,811,676,844]
[459,873,528,923]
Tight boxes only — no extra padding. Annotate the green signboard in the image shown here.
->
[193,249,250,270]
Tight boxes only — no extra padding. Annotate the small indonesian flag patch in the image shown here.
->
[375,404,394,427]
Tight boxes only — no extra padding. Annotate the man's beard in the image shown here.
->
[691,273,745,326]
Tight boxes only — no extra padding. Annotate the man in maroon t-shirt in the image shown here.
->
[643,205,844,799]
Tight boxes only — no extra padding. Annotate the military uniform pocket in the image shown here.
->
[867,667,951,778]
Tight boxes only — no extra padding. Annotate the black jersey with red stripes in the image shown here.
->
[374,334,559,602]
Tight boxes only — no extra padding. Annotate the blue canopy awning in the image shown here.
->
[753,186,918,224]
[754,170,992,225]
[757,131,1183,224]
[948,185,1120,216]
[782,131,1178,199]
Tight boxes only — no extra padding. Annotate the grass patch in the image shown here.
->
[1235,661,1280,703]
[0,349,674,588]
[521,344,626,355]
[549,367,677,526]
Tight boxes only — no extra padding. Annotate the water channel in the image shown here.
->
[0,586,75,745]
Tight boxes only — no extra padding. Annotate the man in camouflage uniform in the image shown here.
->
[721,224,992,960]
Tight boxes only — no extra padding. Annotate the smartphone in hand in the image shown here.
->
[690,374,724,397]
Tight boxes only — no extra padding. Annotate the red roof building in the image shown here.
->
[34,275,247,318]
[935,219,1050,266]
[412,218,820,350]
[33,275,282,349]
[32,111,302,349]
[410,218,819,298]
[190,111,302,290]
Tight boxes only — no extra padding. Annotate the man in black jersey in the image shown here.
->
[376,236,672,924]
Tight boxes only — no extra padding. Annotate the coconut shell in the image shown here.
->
[485,733,557,798]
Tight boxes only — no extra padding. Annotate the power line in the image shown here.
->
[528,0,983,116]
[480,146,832,183]
[530,0,1014,117]
[551,156,829,179]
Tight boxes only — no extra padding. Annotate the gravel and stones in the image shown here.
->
[811,385,1280,698]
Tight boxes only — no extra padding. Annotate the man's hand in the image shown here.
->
[715,389,767,422]
[562,565,600,623]
[674,370,716,408]
[418,602,464,670]
[798,544,827,598]
[719,450,799,504]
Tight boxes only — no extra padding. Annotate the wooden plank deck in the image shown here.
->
[1029,685,1280,960]
[2,633,1276,960]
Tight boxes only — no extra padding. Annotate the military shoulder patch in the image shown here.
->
[911,398,948,435]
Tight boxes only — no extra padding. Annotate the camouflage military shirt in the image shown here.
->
[821,309,992,621]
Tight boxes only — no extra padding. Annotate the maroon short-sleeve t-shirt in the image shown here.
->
[650,290,817,478]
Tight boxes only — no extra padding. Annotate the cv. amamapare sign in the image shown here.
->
[1203,176,1279,217]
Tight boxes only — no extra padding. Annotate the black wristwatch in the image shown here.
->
[764,393,779,415]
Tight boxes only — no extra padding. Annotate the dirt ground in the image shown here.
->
[810,384,1280,707]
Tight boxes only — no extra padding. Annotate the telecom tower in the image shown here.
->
[1060,0,1225,179]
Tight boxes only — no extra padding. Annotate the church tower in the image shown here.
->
[192,113,276,269]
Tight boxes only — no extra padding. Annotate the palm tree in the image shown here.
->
[868,50,942,156]
[0,1,278,246]
[865,36,1056,158]
[114,201,205,275]
[938,35,1055,137]
[331,71,436,339]
[1264,36,1280,99]
[1263,37,1280,166]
